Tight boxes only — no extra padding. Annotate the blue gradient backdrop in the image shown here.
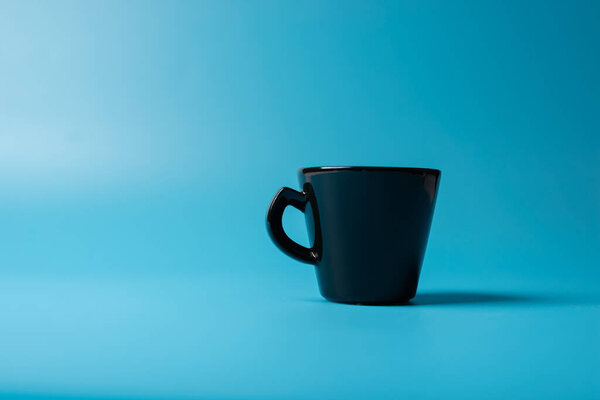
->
[1,1,598,399]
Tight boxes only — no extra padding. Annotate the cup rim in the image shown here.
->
[300,166,441,175]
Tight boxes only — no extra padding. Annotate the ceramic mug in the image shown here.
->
[266,166,441,304]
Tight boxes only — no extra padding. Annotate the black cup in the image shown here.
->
[266,166,441,304]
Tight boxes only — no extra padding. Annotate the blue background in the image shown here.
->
[0,1,598,399]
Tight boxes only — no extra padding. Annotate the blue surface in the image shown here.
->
[0,1,599,399]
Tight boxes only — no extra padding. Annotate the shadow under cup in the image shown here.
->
[267,167,441,305]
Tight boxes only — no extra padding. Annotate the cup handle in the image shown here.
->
[266,185,321,264]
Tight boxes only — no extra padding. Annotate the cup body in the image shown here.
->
[299,167,440,304]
